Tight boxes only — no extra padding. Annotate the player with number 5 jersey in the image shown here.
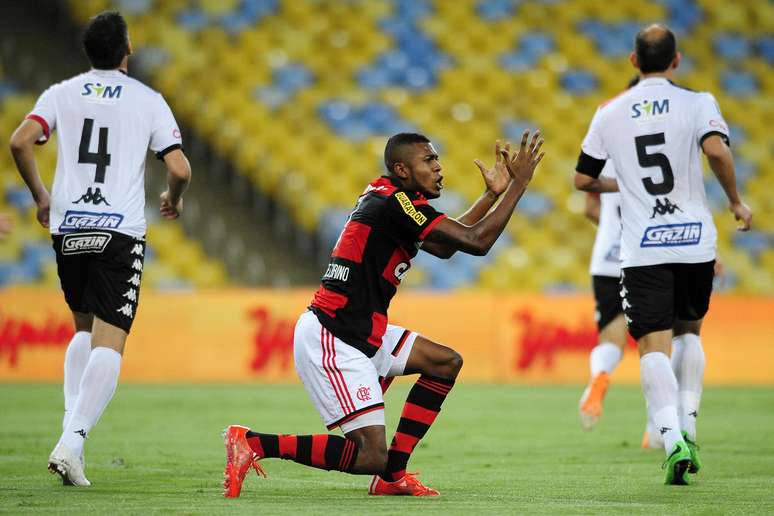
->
[574,24,752,486]
[10,11,191,488]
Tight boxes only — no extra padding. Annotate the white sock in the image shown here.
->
[640,351,683,455]
[645,401,664,448]
[671,334,705,441]
[63,331,91,430]
[60,347,122,456]
[590,342,623,377]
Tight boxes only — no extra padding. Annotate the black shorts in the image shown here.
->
[592,275,623,331]
[621,260,714,341]
[52,230,146,333]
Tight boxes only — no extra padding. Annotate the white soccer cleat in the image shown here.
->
[61,451,86,486]
[48,443,91,487]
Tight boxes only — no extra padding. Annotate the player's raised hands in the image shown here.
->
[473,140,511,197]
[505,130,544,187]
[159,190,183,220]
[730,201,752,231]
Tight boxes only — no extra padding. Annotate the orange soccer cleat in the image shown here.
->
[579,372,611,431]
[222,425,267,498]
[368,472,440,497]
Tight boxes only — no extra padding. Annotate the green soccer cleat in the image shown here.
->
[662,441,693,485]
[682,432,701,474]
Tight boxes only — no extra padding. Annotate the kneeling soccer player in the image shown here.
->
[223,131,544,497]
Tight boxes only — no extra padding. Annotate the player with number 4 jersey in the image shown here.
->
[10,11,191,487]
[574,24,752,485]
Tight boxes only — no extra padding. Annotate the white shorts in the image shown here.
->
[294,310,417,433]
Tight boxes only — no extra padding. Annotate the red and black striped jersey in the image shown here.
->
[310,176,447,358]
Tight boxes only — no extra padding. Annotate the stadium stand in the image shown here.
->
[0,80,229,288]
[48,0,774,293]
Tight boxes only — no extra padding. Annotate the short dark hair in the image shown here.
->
[82,11,129,69]
[635,24,676,74]
[384,133,431,174]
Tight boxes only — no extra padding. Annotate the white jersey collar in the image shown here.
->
[90,68,127,77]
[637,77,670,87]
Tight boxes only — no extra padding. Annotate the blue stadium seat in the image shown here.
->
[732,231,772,260]
[758,37,774,65]
[499,31,554,71]
[476,0,519,22]
[720,70,759,97]
[578,20,640,58]
[561,69,598,94]
[713,34,752,61]
[515,191,552,219]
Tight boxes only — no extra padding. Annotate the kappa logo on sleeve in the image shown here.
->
[640,223,702,247]
[61,232,112,255]
[395,192,427,226]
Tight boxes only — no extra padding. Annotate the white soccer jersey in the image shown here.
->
[589,165,622,278]
[579,77,728,268]
[28,69,181,238]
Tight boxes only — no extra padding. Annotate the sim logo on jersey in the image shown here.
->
[631,99,669,121]
[61,232,112,255]
[59,210,123,232]
[640,223,702,247]
[81,82,122,100]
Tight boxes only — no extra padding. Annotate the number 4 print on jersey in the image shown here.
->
[79,118,111,183]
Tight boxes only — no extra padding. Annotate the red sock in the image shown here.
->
[246,432,358,472]
[381,374,454,481]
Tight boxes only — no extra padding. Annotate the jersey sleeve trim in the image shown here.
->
[699,130,729,147]
[155,143,182,160]
[25,114,50,145]
[418,213,447,241]
[575,151,606,178]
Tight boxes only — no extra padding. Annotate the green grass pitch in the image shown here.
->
[1,382,773,514]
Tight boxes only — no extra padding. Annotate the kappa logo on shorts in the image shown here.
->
[116,303,134,318]
[59,210,123,232]
[122,288,137,302]
[640,223,702,248]
[61,232,112,255]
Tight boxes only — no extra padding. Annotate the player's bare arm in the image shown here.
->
[422,140,511,258]
[701,134,752,231]
[9,119,50,228]
[573,171,619,194]
[584,192,601,224]
[424,130,544,256]
[159,148,191,220]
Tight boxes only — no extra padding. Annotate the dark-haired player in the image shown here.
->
[224,131,544,497]
[578,76,641,432]
[9,11,191,486]
[574,23,751,484]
